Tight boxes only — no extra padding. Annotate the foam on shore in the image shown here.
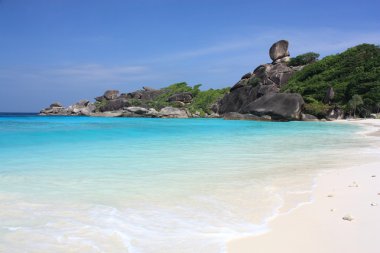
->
[228,119,380,253]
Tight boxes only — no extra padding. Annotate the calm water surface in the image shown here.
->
[0,115,372,253]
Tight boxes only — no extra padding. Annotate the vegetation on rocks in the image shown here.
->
[187,87,230,115]
[149,82,229,114]
[93,82,229,116]
[288,52,320,67]
[283,44,380,117]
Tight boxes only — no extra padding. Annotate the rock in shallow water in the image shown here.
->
[223,112,271,121]
[302,114,319,121]
[240,93,305,121]
[159,107,189,118]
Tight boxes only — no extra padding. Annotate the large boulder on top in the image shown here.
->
[269,40,290,61]
[103,90,120,100]
[240,93,304,120]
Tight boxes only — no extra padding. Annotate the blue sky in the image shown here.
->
[0,0,379,112]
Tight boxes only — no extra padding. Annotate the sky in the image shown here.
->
[0,0,379,112]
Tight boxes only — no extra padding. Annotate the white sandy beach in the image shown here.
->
[228,119,380,253]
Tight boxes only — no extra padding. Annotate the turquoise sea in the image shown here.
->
[0,115,373,253]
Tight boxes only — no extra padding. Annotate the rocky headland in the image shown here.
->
[40,40,380,121]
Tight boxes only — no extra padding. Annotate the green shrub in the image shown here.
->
[247,77,261,87]
[187,87,230,114]
[288,52,320,66]
[94,99,107,111]
[304,101,331,118]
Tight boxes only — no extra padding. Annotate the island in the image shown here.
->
[40,40,380,121]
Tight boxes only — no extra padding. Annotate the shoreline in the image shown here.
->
[227,119,380,253]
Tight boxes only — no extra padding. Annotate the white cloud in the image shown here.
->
[0,64,153,88]
[46,64,148,81]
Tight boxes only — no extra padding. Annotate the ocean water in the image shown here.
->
[0,115,373,253]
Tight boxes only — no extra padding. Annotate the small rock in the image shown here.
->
[342,215,354,221]
[371,203,377,206]
[372,175,376,178]
[327,194,334,198]
[330,209,335,212]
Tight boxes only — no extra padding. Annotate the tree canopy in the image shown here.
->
[283,44,380,116]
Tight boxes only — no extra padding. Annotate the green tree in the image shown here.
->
[348,95,364,118]
[284,44,380,115]
[288,52,320,66]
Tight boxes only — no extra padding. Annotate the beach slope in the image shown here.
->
[228,120,380,253]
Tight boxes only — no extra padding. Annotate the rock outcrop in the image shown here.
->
[126,89,165,100]
[218,86,259,114]
[40,40,320,121]
[67,100,96,116]
[103,90,120,100]
[216,40,310,121]
[90,111,124,117]
[223,112,271,121]
[326,107,344,120]
[240,93,304,120]
[40,99,96,116]
[40,103,67,115]
[301,114,319,121]
[168,92,193,103]
[159,107,189,118]
[50,102,63,108]
[99,98,130,112]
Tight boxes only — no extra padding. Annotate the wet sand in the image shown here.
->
[228,119,380,253]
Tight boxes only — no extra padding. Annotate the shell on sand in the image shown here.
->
[342,215,354,221]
